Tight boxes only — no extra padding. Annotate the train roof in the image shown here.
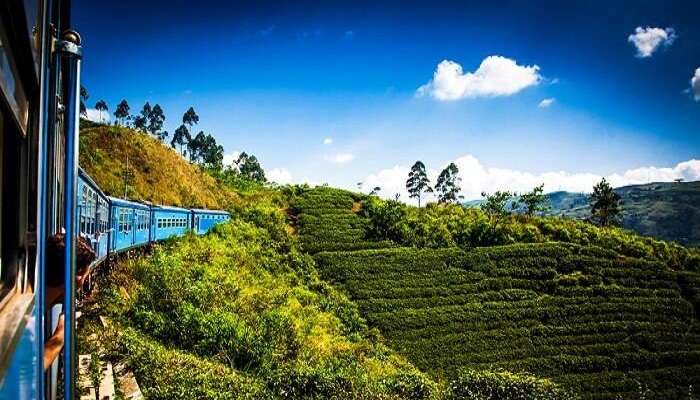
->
[150,204,191,213]
[107,196,151,210]
[191,208,230,215]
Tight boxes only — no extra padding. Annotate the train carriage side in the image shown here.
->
[152,205,191,241]
[191,209,231,235]
[77,169,110,263]
[108,197,150,252]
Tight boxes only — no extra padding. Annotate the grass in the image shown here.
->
[79,122,239,209]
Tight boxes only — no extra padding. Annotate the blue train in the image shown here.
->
[78,169,229,257]
[0,1,230,399]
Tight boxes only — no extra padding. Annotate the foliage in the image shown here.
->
[590,178,622,227]
[406,161,433,207]
[88,201,436,399]
[314,243,700,399]
[80,85,89,116]
[546,181,700,247]
[481,191,517,228]
[79,123,239,208]
[520,184,549,216]
[292,187,393,253]
[94,100,108,122]
[445,370,575,400]
[236,152,266,182]
[114,99,130,125]
[436,163,462,204]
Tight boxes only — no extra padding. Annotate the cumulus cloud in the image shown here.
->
[84,108,111,123]
[628,26,676,57]
[323,137,333,145]
[361,155,700,204]
[691,67,700,101]
[538,98,555,108]
[326,153,354,164]
[223,151,241,168]
[416,56,541,101]
[267,167,293,184]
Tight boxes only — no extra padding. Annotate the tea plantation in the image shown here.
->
[314,243,700,399]
[292,186,392,253]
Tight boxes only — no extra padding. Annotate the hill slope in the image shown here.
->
[79,123,239,209]
[548,182,700,247]
[295,187,700,399]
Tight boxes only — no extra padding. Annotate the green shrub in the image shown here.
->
[445,370,575,400]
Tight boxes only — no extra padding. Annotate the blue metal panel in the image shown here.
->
[191,209,230,235]
[0,306,40,400]
[152,207,191,241]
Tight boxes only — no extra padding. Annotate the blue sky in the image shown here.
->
[74,0,700,200]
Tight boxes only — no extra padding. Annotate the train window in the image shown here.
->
[0,22,29,135]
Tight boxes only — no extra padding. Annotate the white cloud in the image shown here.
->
[538,98,555,108]
[323,137,333,145]
[691,67,700,101]
[267,167,293,184]
[628,26,676,57]
[416,56,542,101]
[223,151,241,168]
[362,155,700,203]
[84,108,111,123]
[326,153,354,164]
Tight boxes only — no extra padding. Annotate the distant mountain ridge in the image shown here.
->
[465,181,700,247]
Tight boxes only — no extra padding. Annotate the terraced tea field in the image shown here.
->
[315,243,700,399]
[292,187,392,253]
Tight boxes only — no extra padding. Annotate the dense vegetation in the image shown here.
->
[315,244,700,398]
[293,187,700,399]
[79,124,700,399]
[530,181,700,247]
[81,204,437,399]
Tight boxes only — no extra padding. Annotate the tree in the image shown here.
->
[519,183,548,216]
[369,187,381,196]
[171,124,191,156]
[148,104,166,140]
[236,152,266,182]
[114,99,130,125]
[201,134,224,170]
[133,102,151,132]
[80,86,89,117]
[94,100,108,123]
[435,163,461,204]
[188,131,206,163]
[182,107,199,129]
[481,190,516,228]
[406,161,433,207]
[590,178,622,227]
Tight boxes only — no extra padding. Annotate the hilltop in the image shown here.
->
[79,122,239,209]
[464,181,700,247]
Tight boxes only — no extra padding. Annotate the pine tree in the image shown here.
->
[590,178,622,227]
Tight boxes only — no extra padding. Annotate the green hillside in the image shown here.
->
[294,187,700,399]
[548,182,700,247]
[315,244,700,399]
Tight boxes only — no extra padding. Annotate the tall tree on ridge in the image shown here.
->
[435,163,461,204]
[406,161,433,207]
[519,183,548,216]
[94,100,108,123]
[114,99,130,126]
[148,104,166,140]
[133,102,151,132]
[590,178,622,227]
[188,131,206,164]
[171,124,190,156]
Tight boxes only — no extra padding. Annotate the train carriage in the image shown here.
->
[191,208,231,235]
[78,169,110,263]
[152,205,191,241]
[109,197,151,252]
